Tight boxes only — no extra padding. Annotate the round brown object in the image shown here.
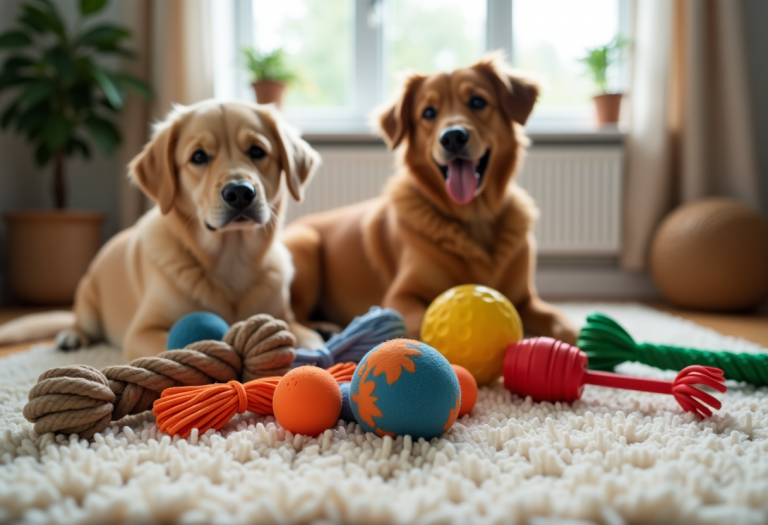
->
[650,198,768,311]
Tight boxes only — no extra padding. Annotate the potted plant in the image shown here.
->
[241,47,297,108]
[579,36,629,125]
[0,0,150,304]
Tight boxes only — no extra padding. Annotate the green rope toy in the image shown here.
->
[577,313,768,386]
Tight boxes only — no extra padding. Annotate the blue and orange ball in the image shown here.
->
[349,339,461,440]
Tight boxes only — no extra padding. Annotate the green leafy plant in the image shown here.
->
[0,0,151,209]
[241,47,298,84]
[578,35,629,95]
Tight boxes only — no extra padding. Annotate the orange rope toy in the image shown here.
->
[153,362,356,437]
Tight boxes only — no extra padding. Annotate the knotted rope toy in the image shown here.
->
[578,313,768,386]
[505,337,727,418]
[153,362,356,438]
[24,315,297,438]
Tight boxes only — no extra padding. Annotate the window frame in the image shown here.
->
[222,0,632,135]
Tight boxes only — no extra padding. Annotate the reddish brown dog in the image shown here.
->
[283,54,578,345]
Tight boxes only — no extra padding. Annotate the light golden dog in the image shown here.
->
[0,100,325,359]
[284,55,578,345]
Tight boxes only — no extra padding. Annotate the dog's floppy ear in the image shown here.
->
[475,52,540,126]
[374,71,425,150]
[129,112,182,215]
[262,108,320,202]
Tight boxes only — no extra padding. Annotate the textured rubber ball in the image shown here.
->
[166,312,229,350]
[273,367,342,436]
[452,364,478,416]
[421,284,523,385]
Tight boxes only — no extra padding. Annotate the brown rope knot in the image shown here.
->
[23,314,297,439]
[24,365,115,438]
[224,314,296,382]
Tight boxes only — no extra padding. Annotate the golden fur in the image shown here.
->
[51,100,326,359]
[284,55,578,344]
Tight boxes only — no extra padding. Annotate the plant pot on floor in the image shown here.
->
[252,81,286,107]
[4,211,104,305]
[593,93,623,124]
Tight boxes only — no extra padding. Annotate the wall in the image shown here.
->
[0,0,124,303]
[743,0,768,218]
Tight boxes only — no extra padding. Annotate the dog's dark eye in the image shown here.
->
[248,145,266,160]
[422,106,437,120]
[190,149,209,165]
[468,96,487,110]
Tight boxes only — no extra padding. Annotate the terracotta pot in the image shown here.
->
[593,93,623,124]
[252,81,287,108]
[4,210,104,305]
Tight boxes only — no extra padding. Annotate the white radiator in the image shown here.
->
[288,145,624,256]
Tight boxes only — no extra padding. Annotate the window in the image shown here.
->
[251,0,354,108]
[513,0,625,124]
[214,0,629,134]
[384,0,487,94]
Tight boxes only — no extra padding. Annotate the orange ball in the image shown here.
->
[452,365,478,416]
[273,367,342,436]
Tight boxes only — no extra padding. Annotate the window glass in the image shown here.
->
[384,0,487,95]
[512,0,622,118]
[252,0,354,108]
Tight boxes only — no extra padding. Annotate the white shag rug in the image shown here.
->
[1,303,767,525]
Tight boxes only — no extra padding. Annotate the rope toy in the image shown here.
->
[24,315,296,438]
[505,338,727,418]
[292,307,407,368]
[578,313,768,386]
[153,363,356,438]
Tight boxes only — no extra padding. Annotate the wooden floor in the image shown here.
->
[0,307,62,357]
[1,302,767,357]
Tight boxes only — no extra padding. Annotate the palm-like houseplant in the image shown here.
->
[0,0,150,304]
[242,47,297,108]
[579,36,629,124]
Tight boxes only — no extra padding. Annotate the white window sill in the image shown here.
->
[301,125,626,145]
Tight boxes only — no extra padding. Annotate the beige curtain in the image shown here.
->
[621,0,760,271]
[117,0,214,230]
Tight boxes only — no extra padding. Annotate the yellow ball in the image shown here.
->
[421,285,523,385]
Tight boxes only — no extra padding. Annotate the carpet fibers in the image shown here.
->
[1,304,767,524]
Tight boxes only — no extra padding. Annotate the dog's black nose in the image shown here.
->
[439,126,469,153]
[221,181,256,209]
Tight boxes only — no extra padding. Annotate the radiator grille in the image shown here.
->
[518,147,624,255]
[288,145,624,256]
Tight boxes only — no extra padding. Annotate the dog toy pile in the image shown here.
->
[504,337,727,418]
[578,313,768,386]
[421,284,523,385]
[167,307,407,369]
[23,315,297,438]
[153,363,356,437]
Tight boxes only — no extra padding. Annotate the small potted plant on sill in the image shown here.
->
[241,47,298,108]
[0,0,150,304]
[579,35,629,125]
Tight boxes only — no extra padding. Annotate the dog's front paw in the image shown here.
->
[55,329,89,351]
[551,320,579,346]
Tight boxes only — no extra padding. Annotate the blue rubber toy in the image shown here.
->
[166,312,230,350]
[292,307,407,368]
[349,339,461,440]
[338,382,356,423]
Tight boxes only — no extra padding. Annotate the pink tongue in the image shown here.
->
[446,159,478,205]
